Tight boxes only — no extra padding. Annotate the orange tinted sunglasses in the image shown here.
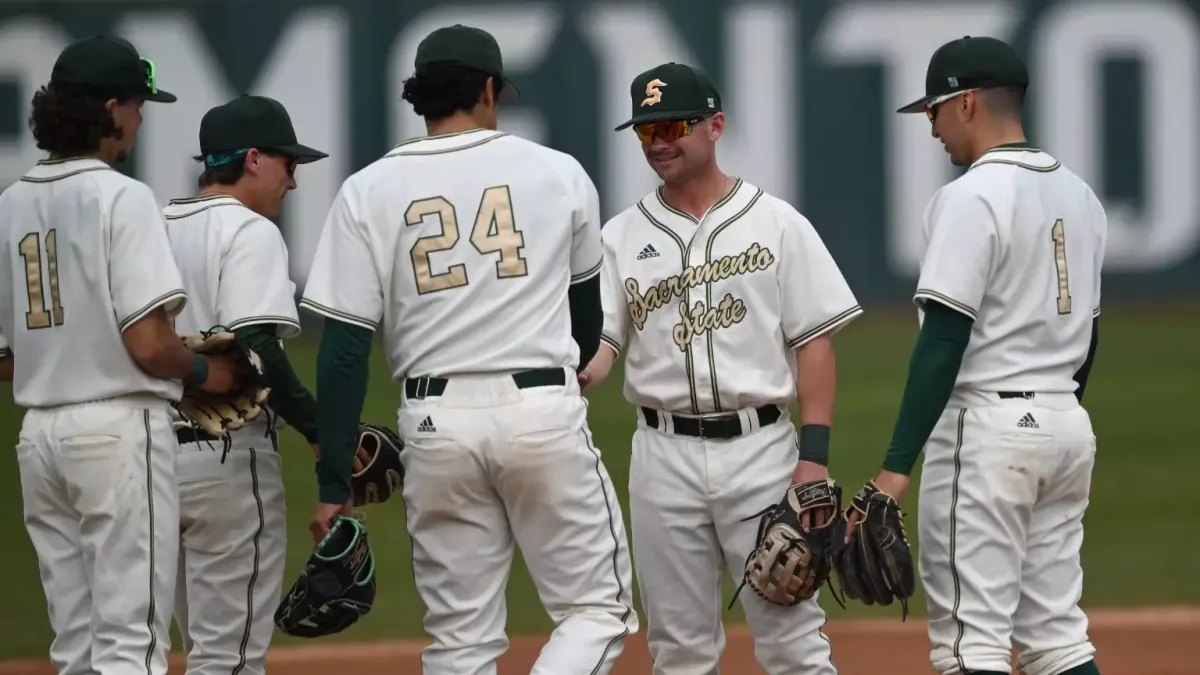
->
[633,115,711,144]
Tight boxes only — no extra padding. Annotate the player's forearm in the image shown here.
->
[122,306,208,383]
[234,325,319,444]
[568,275,603,372]
[881,302,973,475]
[794,334,837,466]
[315,318,373,504]
[1072,317,1100,403]
[0,354,12,381]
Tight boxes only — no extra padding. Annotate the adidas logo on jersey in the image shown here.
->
[417,416,436,433]
[1017,413,1039,429]
[637,244,660,260]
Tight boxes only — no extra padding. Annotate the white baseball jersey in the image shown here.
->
[164,193,301,438]
[0,158,187,408]
[300,128,602,379]
[914,144,1106,393]
[599,179,862,413]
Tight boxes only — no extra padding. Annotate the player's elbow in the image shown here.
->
[122,307,189,379]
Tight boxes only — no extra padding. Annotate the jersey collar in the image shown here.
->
[642,177,752,227]
[23,157,112,180]
[167,193,243,206]
[970,141,1058,172]
[385,128,508,157]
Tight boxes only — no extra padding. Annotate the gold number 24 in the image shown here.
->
[19,230,65,329]
[406,186,528,295]
[1051,218,1072,315]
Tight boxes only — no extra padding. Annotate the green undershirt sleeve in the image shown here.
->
[1072,318,1099,403]
[314,318,374,504]
[233,325,318,444]
[881,301,974,476]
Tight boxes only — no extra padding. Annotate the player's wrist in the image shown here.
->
[797,424,831,466]
[182,353,209,388]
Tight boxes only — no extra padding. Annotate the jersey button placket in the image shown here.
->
[685,219,717,414]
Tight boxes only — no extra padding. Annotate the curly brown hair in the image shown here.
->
[28,86,123,158]
[401,63,501,121]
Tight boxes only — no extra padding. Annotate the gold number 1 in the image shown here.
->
[19,230,65,329]
[1051,219,1072,315]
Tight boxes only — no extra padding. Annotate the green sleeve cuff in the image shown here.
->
[234,325,319,443]
[797,424,831,466]
[881,301,974,475]
[315,319,374,504]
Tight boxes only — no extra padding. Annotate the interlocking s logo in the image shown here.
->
[641,79,667,107]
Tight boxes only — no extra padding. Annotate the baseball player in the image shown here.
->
[847,36,1106,675]
[165,95,327,675]
[0,37,242,675]
[579,62,862,674]
[299,24,637,675]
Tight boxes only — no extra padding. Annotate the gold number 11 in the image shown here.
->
[19,230,65,329]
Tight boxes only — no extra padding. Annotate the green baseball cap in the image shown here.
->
[615,62,722,131]
[414,24,519,103]
[50,36,176,103]
[896,36,1029,113]
[197,95,328,168]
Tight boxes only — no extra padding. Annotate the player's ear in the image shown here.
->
[244,148,262,175]
[480,76,496,109]
[707,112,725,140]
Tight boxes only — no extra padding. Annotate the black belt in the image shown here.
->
[641,404,782,440]
[998,391,1036,399]
[405,368,567,400]
[176,428,220,445]
[176,427,279,452]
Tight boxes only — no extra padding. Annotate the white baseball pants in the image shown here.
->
[920,390,1098,675]
[16,395,179,675]
[173,432,286,675]
[397,368,637,675]
[629,408,837,675]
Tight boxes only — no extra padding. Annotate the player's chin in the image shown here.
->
[648,155,682,179]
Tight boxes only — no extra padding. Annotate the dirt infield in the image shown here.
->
[0,607,1194,674]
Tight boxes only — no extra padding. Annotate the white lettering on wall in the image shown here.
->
[1032,0,1200,269]
[119,10,348,287]
[0,18,70,187]
[389,4,562,149]
[816,1,1018,276]
[581,2,796,218]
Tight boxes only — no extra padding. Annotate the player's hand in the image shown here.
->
[309,500,354,546]
[844,470,911,543]
[579,348,616,393]
[791,460,833,531]
[199,354,240,394]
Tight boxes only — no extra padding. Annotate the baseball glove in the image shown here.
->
[274,515,376,638]
[730,479,843,608]
[176,328,270,437]
[831,480,916,619]
[351,423,405,507]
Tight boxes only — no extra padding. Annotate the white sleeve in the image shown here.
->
[218,217,301,338]
[778,212,863,349]
[569,163,603,284]
[109,182,187,332]
[1090,193,1106,318]
[599,227,626,354]
[299,181,383,331]
[912,189,997,320]
[564,162,600,283]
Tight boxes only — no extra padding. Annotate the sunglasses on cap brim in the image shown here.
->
[925,88,979,121]
[632,114,714,144]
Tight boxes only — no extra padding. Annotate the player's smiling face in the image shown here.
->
[639,112,724,182]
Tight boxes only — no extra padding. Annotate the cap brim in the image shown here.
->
[144,89,177,103]
[896,94,936,114]
[614,109,715,131]
[275,143,329,164]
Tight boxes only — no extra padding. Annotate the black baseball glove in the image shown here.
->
[730,479,843,608]
[274,515,376,638]
[831,480,917,619]
[351,423,405,507]
[175,327,270,437]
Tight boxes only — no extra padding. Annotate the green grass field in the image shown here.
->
[0,310,1195,659]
